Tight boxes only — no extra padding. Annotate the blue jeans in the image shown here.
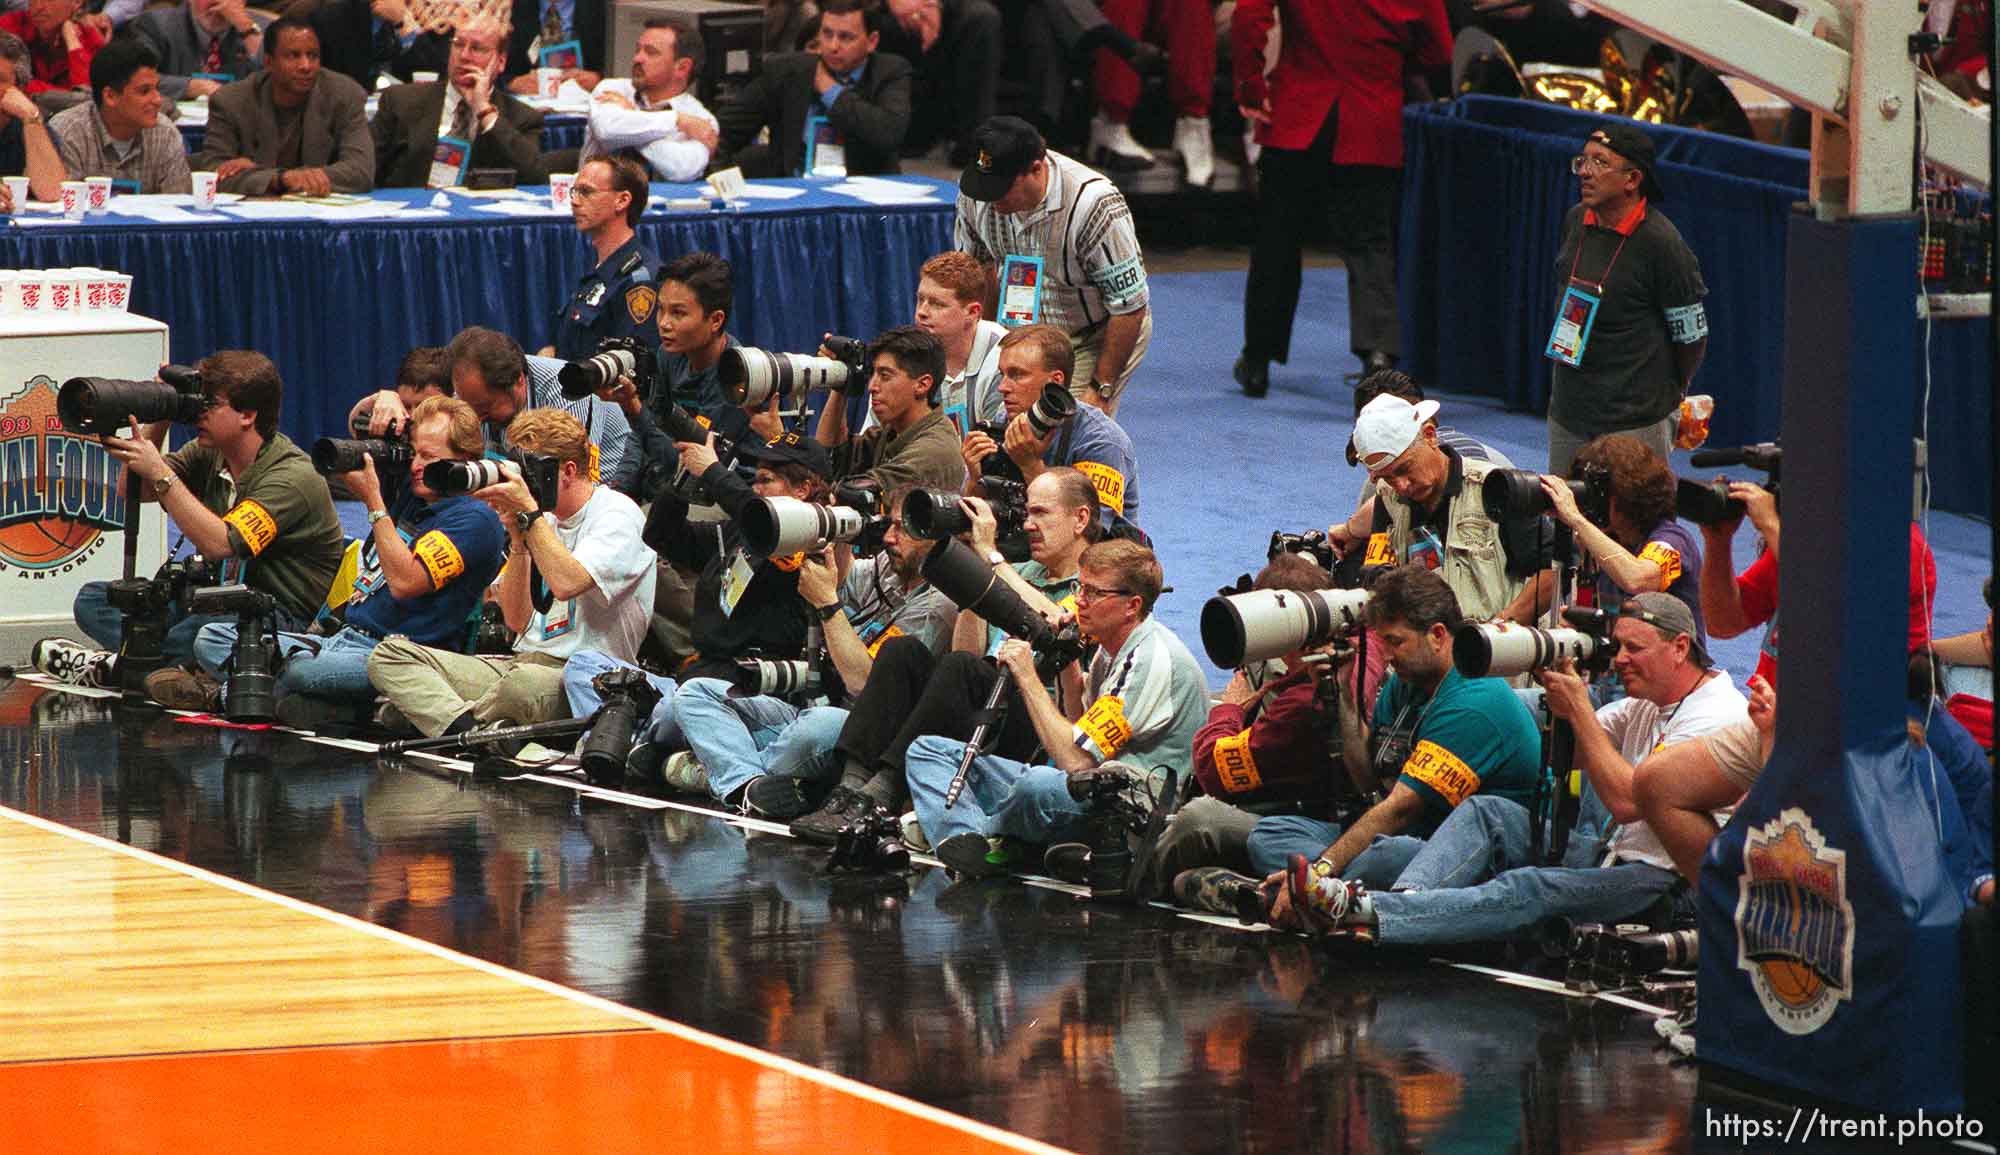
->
[1244,815,1424,890]
[905,735,1090,847]
[1369,861,1682,947]
[1389,791,1611,891]
[192,622,382,702]
[674,677,847,802]
[74,580,234,659]
[562,650,681,746]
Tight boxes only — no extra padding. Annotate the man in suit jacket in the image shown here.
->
[193,16,374,194]
[503,0,602,92]
[127,0,259,101]
[716,0,910,178]
[372,16,543,187]
[310,0,449,92]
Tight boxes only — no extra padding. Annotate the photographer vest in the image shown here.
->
[1376,456,1521,622]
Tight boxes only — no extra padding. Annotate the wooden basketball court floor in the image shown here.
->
[1,673,1705,1154]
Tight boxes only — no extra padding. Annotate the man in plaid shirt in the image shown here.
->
[47,36,192,194]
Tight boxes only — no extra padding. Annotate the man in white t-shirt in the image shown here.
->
[1264,593,1748,943]
[579,15,718,182]
[367,407,655,737]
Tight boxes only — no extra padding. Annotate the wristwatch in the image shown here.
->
[985,548,1007,566]
[150,472,177,501]
[1088,377,1118,402]
[813,601,843,622]
[366,508,392,528]
[514,509,540,535]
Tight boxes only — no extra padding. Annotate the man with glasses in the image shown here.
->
[547,152,659,363]
[372,16,546,188]
[903,539,1208,878]
[1544,122,1708,474]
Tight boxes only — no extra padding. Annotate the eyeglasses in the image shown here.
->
[1570,154,1635,177]
[570,183,607,199]
[1075,581,1134,605]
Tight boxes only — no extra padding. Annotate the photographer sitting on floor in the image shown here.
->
[788,466,1101,841]
[1263,594,1749,943]
[367,408,653,739]
[560,431,834,785]
[35,352,345,700]
[814,324,969,492]
[961,323,1140,532]
[180,397,508,725]
[669,484,959,814]
[902,539,1208,878]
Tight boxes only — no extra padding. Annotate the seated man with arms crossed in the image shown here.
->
[903,539,1208,877]
[367,408,653,738]
[187,396,507,727]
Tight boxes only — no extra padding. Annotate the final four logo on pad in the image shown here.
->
[0,375,129,576]
[1734,807,1855,1034]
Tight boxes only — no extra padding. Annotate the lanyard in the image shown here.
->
[1566,225,1634,294]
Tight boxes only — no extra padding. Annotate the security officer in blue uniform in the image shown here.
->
[552,154,664,362]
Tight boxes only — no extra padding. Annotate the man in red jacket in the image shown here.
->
[1230,0,1449,399]
[0,0,105,95]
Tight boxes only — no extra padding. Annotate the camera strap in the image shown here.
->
[531,562,555,616]
[1052,418,1076,468]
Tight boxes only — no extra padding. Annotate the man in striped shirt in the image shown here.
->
[954,115,1152,417]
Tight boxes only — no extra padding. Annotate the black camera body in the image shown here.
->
[1483,463,1612,528]
[1547,919,1699,992]
[1678,442,1782,527]
[186,583,280,721]
[58,364,208,436]
[559,336,658,401]
[104,557,213,692]
[1043,763,1170,901]
[1453,605,1618,680]
[1268,529,1337,572]
[728,654,822,702]
[827,808,911,873]
[578,667,664,788]
[660,404,740,504]
[820,335,871,382]
[313,418,415,476]
[513,450,562,513]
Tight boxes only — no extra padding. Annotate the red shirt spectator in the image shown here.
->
[1733,522,1937,686]
[0,0,106,96]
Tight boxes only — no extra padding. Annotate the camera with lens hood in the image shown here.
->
[655,402,741,503]
[103,557,212,692]
[559,336,659,401]
[185,583,280,722]
[741,494,873,558]
[58,364,208,436]
[424,450,561,512]
[1541,917,1699,992]
[827,807,911,873]
[1676,442,1782,527]
[719,340,867,409]
[728,654,823,701]
[1482,463,1612,527]
[313,412,414,476]
[921,536,1088,677]
[970,382,1078,482]
[1452,606,1617,679]
[1042,762,1170,902]
[1268,529,1338,572]
[577,667,664,788]
[1200,587,1371,669]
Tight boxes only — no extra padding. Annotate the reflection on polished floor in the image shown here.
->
[1,676,1698,1154]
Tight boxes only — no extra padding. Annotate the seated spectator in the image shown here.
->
[0,0,104,95]
[310,0,450,92]
[877,0,998,167]
[0,31,66,203]
[814,324,968,493]
[367,407,653,737]
[580,15,717,183]
[715,0,911,177]
[186,396,507,728]
[47,36,190,194]
[503,0,602,93]
[372,15,545,188]
[547,154,657,363]
[1088,0,1212,185]
[128,0,260,102]
[962,323,1140,530]
[194,16,375,195]
[910,249,1006,437]
[903,539,1208,877]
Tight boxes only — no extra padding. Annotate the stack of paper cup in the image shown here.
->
[549,172,575,211]
[60,181,86,219]
[82,269,116,313]
[48,270,82,313]
[2,176,27,210]
[85,177,112,214]
[191,171,218,211]
[16,270,47,315]
[107,272,132,311]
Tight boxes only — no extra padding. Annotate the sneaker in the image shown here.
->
[790,785,872,845]
[1284,853,1366,934]
[1655,996,1697,1042]
[898,810,929,852]
[32,637,114,688]
[144,666,222,712]
[1174,866,1271,924]
[1173,116,1213,187]
[660,749,709,795]
[625,739,668,788]
[1089,114,1154,168]
[744,775,820,820]
[936,832,1010,879]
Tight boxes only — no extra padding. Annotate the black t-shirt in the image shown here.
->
[1548,202,1707,431]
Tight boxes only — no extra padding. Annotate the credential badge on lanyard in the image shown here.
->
[1547,227,1632,367]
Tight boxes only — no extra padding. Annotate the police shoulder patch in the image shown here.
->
[625,285,657,325]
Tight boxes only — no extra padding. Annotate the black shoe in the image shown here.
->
[625,739,668,789]
[1233,354,1269,398]
[790,784,870,844]
[935,832,1010,878]
[1173,866,1271,924]
[744,774,825,820]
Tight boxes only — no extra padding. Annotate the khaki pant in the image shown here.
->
[1067,310,1153,419]
[366,639,569,737]
[1136,795,1261,899]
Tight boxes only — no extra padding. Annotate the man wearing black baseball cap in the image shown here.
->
[1544,120,1709,476]
[954,114,1152,417]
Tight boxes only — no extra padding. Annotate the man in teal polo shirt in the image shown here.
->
[1241,566,1542,923]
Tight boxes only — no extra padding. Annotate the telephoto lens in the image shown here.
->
[558,347,639,400]
[718,347,853,408]
[1023,380,1078,438]
[728,658,820,699]
[423,459,508,495]
[57,373,210,435]
[312,437,414,475]
[739,496,867,556]
[902,489,974,540]
[1451,620,1610,679]
[1200,588,1371,669]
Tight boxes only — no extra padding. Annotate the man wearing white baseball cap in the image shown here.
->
[1347,392,1530,622]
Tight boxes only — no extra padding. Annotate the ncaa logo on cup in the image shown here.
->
[1734,807,1855,1034]
[0,375,130,575]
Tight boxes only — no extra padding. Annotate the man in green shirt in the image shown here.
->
[816,324,968,494]
[37,351,345,704]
